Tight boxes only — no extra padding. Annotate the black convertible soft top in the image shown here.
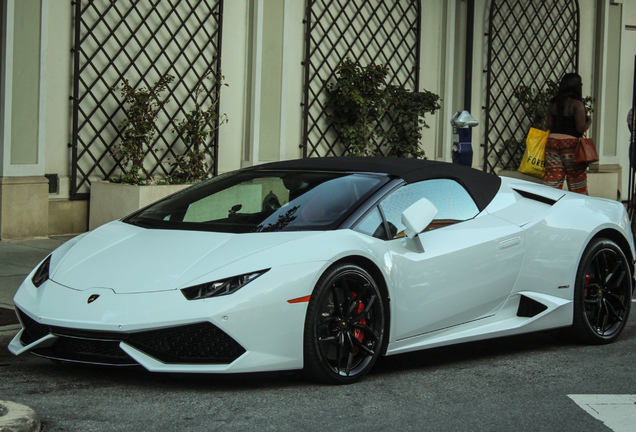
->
[252,157,502,212]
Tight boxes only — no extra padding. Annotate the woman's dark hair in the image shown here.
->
[551,73,583,126]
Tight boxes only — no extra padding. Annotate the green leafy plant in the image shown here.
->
[114,74,175,184]
[385,86,441,158]
[513,80,559,131]
[327,58,441,158]
[169,72,228,184]
[327,59,389,156]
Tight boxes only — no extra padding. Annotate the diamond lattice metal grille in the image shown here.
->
[71,0,223,198]
[302,0,421,158]
[483,0,579,173]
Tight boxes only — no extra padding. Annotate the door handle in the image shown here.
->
[499,237,521,250]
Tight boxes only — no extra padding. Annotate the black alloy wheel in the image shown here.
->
[303,263,386,384]
[572,238,632,344]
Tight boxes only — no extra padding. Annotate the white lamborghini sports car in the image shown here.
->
[9,157,635,384]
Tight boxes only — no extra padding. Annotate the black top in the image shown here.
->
[251,157,502,212]
[551,116,582,138]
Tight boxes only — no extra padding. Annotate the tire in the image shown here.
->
[303,263,386,384]
[572,238,632,344]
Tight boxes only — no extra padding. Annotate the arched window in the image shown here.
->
[301,0,421,158]
[483,0,579,173]
[70,1,224,198]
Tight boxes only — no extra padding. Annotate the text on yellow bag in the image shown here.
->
[518,128,549,179]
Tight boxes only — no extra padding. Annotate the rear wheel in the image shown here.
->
[572,238,632,344]
[303,263,386,384]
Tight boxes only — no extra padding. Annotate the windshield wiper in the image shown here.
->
[126,218,159,229]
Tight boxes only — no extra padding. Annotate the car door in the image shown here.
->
[378,179,525,340]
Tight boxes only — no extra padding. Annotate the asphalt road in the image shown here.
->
[2,319,635,432]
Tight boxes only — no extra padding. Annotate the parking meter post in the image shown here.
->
[450,110,479,167]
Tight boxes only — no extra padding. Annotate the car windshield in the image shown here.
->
[123,170,389,233]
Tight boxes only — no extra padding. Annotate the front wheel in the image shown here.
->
[303,263,386,384]
[572,238,632,344]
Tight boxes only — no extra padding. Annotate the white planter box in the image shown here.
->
[89,181,190,230]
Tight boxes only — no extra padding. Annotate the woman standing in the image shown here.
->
[543,73,592,194]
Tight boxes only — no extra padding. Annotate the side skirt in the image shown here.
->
[385,292,572,356]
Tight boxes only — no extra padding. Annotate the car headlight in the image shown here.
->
[32,255,52,288]
[180,269,269,300]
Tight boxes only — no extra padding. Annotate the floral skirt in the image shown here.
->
[543,136,588,194]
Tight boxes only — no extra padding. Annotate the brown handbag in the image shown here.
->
[575,131,599,164]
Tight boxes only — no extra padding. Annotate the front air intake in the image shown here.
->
[17,308,245,366]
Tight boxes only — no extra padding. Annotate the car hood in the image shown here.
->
[49,221,321,294]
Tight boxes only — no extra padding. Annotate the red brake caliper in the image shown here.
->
[352,293,366,344]
[584,272,591,299]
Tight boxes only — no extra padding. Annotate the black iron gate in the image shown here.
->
[301,0,421,158]
[70,0,223,199]
[483,0,579,173]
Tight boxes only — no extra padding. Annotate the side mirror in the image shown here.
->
[402,198,438,239]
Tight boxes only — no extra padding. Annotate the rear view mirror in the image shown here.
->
[402,198,438,239]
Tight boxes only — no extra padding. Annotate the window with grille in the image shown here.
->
[70,0,224,198]
[301,0,421,158]
[483,0,579,173]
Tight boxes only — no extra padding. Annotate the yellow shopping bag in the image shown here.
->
[518,127,549,179]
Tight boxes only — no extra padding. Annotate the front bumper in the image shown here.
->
[9,262,324,373]
[12,309,246,366]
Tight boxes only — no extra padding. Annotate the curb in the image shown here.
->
[0,401,40,432]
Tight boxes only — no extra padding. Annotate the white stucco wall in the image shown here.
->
[215,0,306,171]
[1,0,48,178]
[35,0,636,203]
[10,0,42,166]
[217,1,249,175]
[625,0,636,23]
[280,1,306,163]
[45,2,73,199]
[617,1,636,196]
[418,0,449,161]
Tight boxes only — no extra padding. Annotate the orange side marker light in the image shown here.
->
[287,295,311,304]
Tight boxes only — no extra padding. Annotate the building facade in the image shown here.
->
[0,0,634,239]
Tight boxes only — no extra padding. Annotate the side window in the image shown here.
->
[379,179,479,238]
[354,207,388,239]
